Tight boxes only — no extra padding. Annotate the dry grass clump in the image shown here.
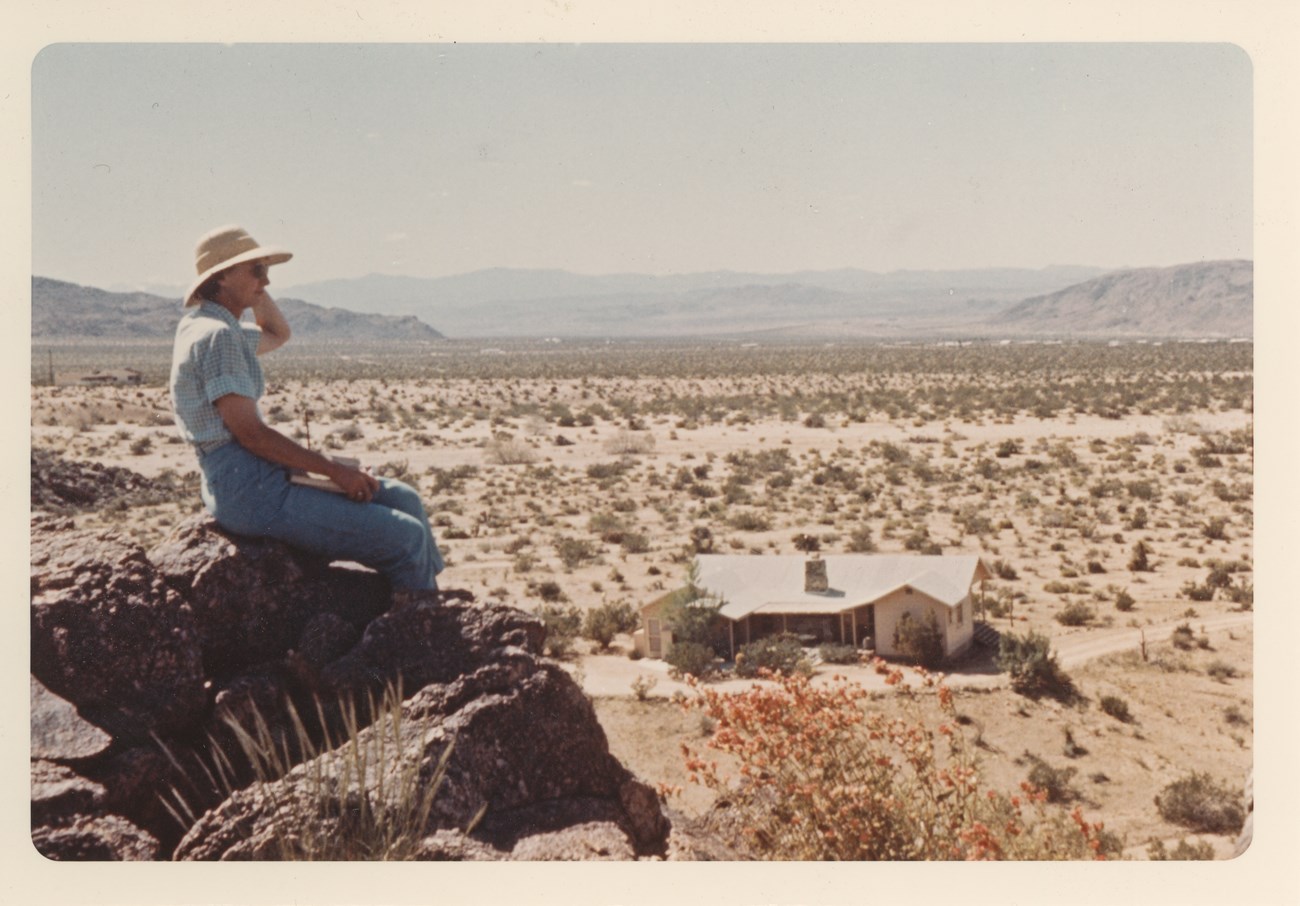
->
[161,682,469,860]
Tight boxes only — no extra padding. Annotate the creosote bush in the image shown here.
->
[997,630,1076,700]
[818,642,860,665]
[582,600,639,649]
[1147,837,1216,860]
[1098,695,1132,723]
[734,633,812,678]
[665,640,716,679]
[536,604,582,658]
[675,665,1115,860]
[1154,772,1246,834]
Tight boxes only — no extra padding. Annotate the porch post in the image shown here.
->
[852,608,857,646]
[729,621,736,660]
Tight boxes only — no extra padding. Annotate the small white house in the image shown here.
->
[637,553,991,663]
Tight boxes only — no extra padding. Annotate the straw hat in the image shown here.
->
[183,225,292,306]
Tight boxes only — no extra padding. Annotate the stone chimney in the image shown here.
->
[804,557,828,593]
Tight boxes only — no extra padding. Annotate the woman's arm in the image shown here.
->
[249,291,291,355]
[214,394,379,500]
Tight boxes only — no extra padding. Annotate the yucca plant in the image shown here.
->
[160,680,477,860]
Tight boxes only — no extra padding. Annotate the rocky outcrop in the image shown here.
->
[31,448,189,514]
[30,514,678,861]
[31,520,206,741]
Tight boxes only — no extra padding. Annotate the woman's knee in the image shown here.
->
[376,478,426,517]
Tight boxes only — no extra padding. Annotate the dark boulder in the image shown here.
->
[32,515,685,862]
[148,515,390,676]
[174,654,669,860]
[30,522,206,741]
[32,814,160,861]
[30,676,111,763]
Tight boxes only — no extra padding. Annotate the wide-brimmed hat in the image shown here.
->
[183,224,292,306]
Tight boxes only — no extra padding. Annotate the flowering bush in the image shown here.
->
[677,662,1113,860]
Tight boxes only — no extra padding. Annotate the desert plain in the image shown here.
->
[31,338,1254,858]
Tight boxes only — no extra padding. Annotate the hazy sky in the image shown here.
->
[32,42,1251,290]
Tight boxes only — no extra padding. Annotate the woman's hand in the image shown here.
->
[329,463,381,503]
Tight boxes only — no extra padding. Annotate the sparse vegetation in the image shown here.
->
[892,610,945,669]
[1155,772,1246,835]
[35,338,1253,860]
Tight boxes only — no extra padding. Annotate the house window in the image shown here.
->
[956,603,963,624]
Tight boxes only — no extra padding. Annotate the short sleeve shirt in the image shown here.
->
[169,301,265,451]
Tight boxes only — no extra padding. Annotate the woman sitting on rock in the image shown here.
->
[169,225,443,604]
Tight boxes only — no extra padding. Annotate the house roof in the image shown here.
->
[695,553,991,621]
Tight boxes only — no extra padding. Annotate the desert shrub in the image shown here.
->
[729,510,772,532]
[582,600,639,649]
[995,439,1022,458]
[1098,695,1132,723]
[484,435,536,465]
[997,631,1076,700]
[554,536,598,570]
[587,512,627,541]
[903,527,943,555]
[735,633,812,678]
[1146,837,1216,860]
[1114,589,1136,612]
[619,531,651,554]
[1170,622,1196,650]
[665,640,716,679]
[1054,602,1095,627]
[893,610,945,669]
[603,428,655,456]
[129,435,153,455]
[1226,580,1253,610]
[792,533,821,553]
[527,579,566,603]
[630,674,657,701]
[536,604,582,658]
[818,642,860,665]
[1155,772,1246,834]
[678,668,1115,860]
[1023,753,1078,803]
[1181,581,1215,602]
[844,524,876,553]
[689,526,715,554]
[1222,704,1250,727]
[585,460,629,481]
[1127,541,1152,573]
[992,559,1018,580]
[1202,517,1229,541]
[1206,660,1238,682]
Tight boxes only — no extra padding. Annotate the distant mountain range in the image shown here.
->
[30,278,444,342]
[35,260,1252,341]
[990,259,1253,338]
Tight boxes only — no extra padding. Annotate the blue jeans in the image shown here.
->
[198,442,444,591]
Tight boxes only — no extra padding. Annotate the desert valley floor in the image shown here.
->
[30,340,1254,858]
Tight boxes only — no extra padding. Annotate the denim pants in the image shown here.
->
[198,442,444,591]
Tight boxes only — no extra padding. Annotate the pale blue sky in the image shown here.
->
[32,42,1251,290]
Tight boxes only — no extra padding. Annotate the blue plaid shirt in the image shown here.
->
[169,301,265,453]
